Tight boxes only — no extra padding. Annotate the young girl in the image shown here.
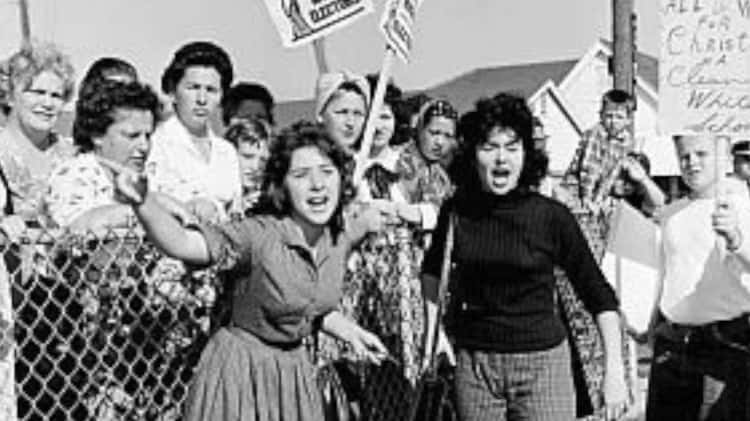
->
[108,122,389,421]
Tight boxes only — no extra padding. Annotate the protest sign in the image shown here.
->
[262,0,373,48]
[380,0,424,63]
[601,200,661,335]
[659,0,750,136]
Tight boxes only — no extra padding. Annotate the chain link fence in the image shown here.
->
[3,224,437,421]
[316,225,457,421]
[2,217,636,421]
[4,226,229,420]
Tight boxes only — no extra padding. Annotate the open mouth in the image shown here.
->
[306,196,330,212]
[491,168,511,179]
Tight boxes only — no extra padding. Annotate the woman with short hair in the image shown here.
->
[0,42,76,234]
[45,79,161,232]
[146,41,241,222]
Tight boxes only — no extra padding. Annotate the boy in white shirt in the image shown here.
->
[646,134,750,420]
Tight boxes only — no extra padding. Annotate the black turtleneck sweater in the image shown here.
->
[422,189,619,352]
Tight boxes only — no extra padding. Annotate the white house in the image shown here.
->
[419,39,678,179]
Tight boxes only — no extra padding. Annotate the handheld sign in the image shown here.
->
[262,0,374,48]
[659,0,750,136]
[354,0,425,186]
[380,0,424,63]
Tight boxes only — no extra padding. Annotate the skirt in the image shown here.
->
[183,326,323,421]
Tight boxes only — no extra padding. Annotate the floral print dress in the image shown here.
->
[319,142,454,420]
[0,130,75,224]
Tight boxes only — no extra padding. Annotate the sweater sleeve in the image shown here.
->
[420,200,452,279]
[555,204,619,315]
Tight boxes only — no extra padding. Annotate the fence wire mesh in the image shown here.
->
[4,224,440,421]
[316,225,455,421]
[5,226,228,421]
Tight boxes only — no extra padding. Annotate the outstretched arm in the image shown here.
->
[102,157,210,265]
[134,194,210,265]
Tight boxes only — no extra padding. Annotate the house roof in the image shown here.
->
[421,59,578,113]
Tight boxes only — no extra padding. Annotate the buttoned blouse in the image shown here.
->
[146,116,241,213]
[199,215,366,344]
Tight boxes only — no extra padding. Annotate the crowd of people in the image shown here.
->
[1,38,749,421]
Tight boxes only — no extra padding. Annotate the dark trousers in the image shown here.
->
[454,340,575,421]
[646,316,750,421]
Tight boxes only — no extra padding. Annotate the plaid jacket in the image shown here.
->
[560,124,634,212]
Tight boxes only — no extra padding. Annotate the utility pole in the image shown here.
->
[19,0,31,49]
[612,0,635,96]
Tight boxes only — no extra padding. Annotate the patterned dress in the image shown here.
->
[44,153,118,228]
[0,129,75,225]
[556,124,635,420]
[321,142,454,421]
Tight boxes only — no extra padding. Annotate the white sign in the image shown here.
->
[263,0,374,48]
[602,201,661,335]
[380,0,423,62]
[659,0,750,136]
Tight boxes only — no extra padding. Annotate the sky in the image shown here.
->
[0,0,661,101]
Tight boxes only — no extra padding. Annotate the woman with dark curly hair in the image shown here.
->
[106,121,390,421]
[146,41,241,223]
[45,80,160,232]
[421,93,629,421]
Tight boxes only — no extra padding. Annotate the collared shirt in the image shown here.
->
[146,116,241,215]
[560,124,634,211]
[659,189,750,325]
[198,215,366,344]
[45,153,116,227]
